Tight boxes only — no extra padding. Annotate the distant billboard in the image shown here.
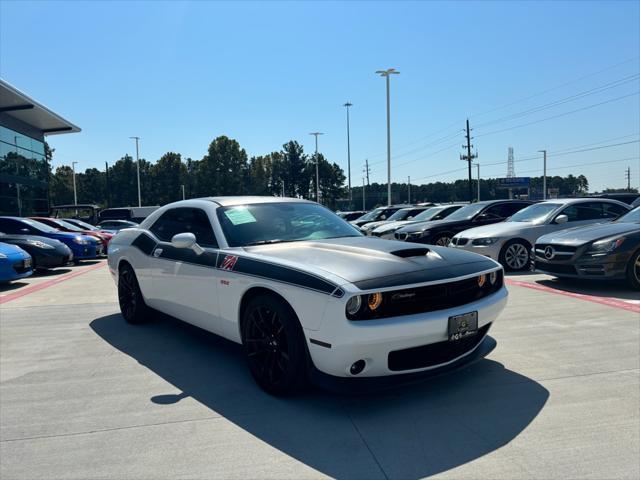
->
[497,177,531,189]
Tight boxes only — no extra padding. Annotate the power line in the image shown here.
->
[515,155,640,175]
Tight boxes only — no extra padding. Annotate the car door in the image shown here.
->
[547,201,608,234]
[146,207,223,333]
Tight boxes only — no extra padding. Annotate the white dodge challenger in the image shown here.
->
[108,197,508,395]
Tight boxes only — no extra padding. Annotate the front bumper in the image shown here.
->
[305,286,508,378]
[0,254,33,282]
[533,248,629,280]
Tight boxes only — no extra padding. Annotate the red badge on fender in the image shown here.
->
[221,255,238,271]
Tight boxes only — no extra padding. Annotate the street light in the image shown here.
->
[343,102,353,208]
[129,136,142,207]
[538,150,547,200]
[376,68,400,206]
[72,161,78,206]
[309,132,324,203]
[473,163,481,201]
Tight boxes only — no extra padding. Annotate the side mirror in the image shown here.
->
[171,232,204,255]
[407,216,414,220]
[380,215,387,220]
[555,214,568,224]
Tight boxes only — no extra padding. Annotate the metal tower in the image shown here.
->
[507,147,515,178]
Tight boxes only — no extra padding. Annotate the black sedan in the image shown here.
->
[395,200,534,246]
[350,205,413,228]
[534,206,640,289]
[0,232,73,270]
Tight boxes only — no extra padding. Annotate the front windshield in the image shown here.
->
[412,206,446,221]
[617,206,640,223]
[356,207,384,222]
[387,208,416,222]
[442,203,486,221]
[217,202,362,247]
[56,220,84,232]
[508,203,561,223]
[21,218,58,233]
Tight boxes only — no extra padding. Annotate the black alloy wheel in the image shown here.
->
[242,295,307,396]
[433,233,453,247]
[118,264,149,324]
[627,250,640,290]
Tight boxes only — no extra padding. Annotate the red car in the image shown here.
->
[30,217,112,253]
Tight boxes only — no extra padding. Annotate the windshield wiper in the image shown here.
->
[245,239,293,246]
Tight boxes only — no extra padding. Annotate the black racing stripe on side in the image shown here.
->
[158,245,218,268]
[218,255,337,295]
[131,232,157,255]
[353,260,497,290]
[309,338,332,348]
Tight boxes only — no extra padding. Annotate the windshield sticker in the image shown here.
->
[224,207,257,225]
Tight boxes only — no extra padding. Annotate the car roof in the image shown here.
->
[539,197,629,206]
[200,196,315,207]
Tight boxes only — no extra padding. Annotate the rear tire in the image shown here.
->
[500,239,531,271]
[241,294,307,396]
[118,263,150,324]
[626,250,640,291]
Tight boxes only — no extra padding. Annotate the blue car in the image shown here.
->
[0,217,99,263]
[0,242,33,282]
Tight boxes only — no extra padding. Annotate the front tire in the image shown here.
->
[241,294,307,396]
[626,250,640,290]
[500,239,531,271]
[118,263,150,324]
[432,233,453,247]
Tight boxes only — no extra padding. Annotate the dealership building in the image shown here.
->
[0,79,80,216]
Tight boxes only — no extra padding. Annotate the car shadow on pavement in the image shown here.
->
[536,277,638,300]
[34,268,72,277]
[0,281,29,292]
[91,313,549,479]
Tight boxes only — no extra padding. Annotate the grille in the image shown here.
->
[536,263,576,275]
[388,324,491,371]
[454,238,469,246]
[535,243,577,259]
[12,260,31,274]
[351,270,503,320]
[395,232,408,241]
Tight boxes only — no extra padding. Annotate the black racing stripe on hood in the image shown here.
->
[353,259,497,290]
[130,232,339,296]
[131,232,157,255]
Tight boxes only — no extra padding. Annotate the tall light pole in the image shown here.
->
[309,132,324,203]
[71,161,78,206]
[362,177,366,211]
[473,163,481,201]
[130,136,142,207]
[376,68,399,206]
[343,102,353,208]
[408,176,411,204]
[538,150,547,200]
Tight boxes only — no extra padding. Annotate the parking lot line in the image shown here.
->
[0,262,106,305]
[506,279,640,314]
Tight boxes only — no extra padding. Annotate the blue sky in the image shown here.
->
[1,0,639,192]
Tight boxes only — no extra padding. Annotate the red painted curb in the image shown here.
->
[0,261,106,305]
[506,279,640,314]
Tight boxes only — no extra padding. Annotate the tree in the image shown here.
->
[152,152,187,205]
[197,136,248,196]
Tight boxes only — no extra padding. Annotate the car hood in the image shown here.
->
[361,220,387,231]
[0,234,70,253]
[0,242,27,256]
[373,220,414,232]
[396,218,468,233]
[537,222,640,246]
[454,221,531,239]
[243,236,498,289]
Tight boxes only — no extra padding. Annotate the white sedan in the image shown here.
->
[108,197,507,395]
[449,198,630,271]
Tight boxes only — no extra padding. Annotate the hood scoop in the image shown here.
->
[390,247,430,258]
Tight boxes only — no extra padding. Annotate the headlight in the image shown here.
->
[489,270,498,285]
[27,240,54,249]
[472,237,499,246]
[586,236,625,255]
[367,292,383,311]
[346,296,362,316]
[72,236,89,245]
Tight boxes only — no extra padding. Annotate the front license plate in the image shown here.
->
[24,258,32,268]
[448,311,478,341]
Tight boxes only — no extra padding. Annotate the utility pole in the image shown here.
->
[376,68,399,206]
[309,132,324,203]
[538,150,547,200]
[72,161,78,206]
[408,176,411,204]
[362,177,366,211]
[626,166,631,191]
[364,159,370,186]
[129,136,142,207]
[460,119,477,203]
[105,162,111,208]
[343,102,353,208]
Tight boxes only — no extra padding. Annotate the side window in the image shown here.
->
[503,202,529,217]
[150,208,217,247]
[602,203,628,219]
[482,204,508,219]
[0,219,22,234]
[560,203,602,222]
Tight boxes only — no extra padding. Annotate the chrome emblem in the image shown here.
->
[153,248,163,258]
[544,246,555,259]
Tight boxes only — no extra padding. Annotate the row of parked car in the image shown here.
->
[0,217,138,283]
[340,196,640,289]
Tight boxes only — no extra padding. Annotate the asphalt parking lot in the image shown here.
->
[1,260,638,479]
